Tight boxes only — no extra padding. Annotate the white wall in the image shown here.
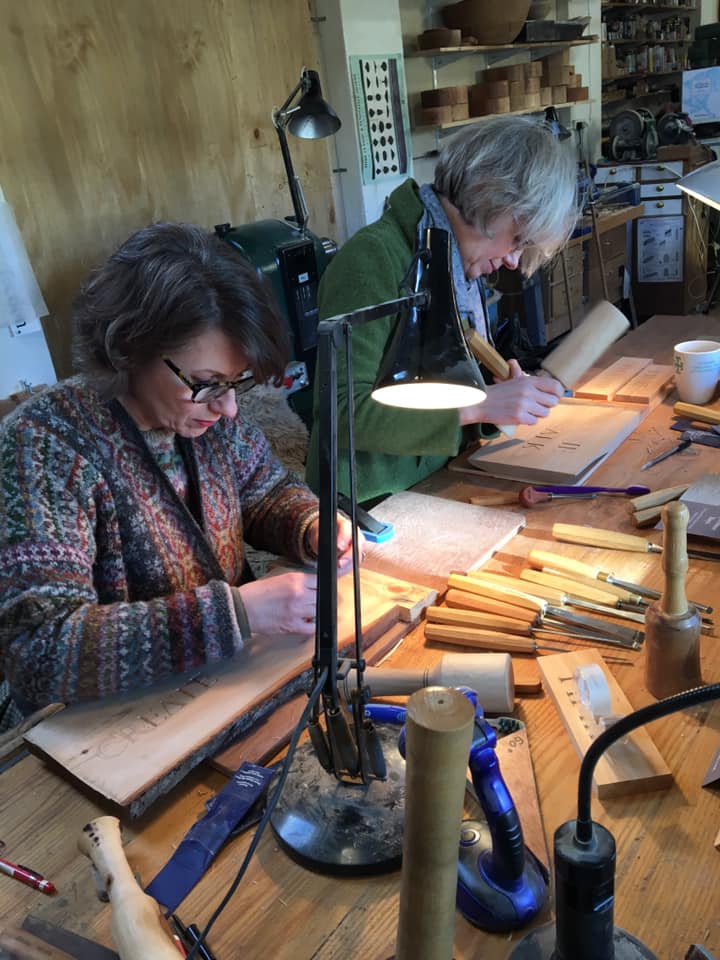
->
[314,0,407,242]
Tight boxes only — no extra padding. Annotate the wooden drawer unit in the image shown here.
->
[629,150,710,316]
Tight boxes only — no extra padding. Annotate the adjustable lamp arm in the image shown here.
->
[273,77,309,233]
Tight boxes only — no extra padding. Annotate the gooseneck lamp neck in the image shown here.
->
[272,68,341,234]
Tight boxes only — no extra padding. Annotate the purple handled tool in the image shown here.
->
[533,484,651,496]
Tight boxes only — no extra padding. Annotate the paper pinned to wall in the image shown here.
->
[0,194,48,330]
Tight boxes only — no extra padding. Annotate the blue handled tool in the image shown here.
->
[396,688,547,933]
[533,484,650,496]
[455,688,547,932]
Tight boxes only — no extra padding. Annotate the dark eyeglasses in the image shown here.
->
[163,357,255,403]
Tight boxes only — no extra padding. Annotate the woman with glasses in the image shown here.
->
[306,116,579,506]
[0,221,353,726]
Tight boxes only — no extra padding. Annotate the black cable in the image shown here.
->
[184,666,329,959]
[575,681,720,843]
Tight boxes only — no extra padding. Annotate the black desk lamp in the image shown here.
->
[508,682,720,959]
[218,68,341,409]
[270,226,487,874]
[272,68,341,235]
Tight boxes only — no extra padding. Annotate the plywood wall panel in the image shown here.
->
[0,0,335,377]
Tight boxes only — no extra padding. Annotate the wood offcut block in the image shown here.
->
[538,648,672,799]
[613,363,675,403]
[574,357,653,401]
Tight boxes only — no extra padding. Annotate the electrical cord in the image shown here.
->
[184,665,329,960]
[575,681,720,843]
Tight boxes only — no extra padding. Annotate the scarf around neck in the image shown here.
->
[417,183,490,342]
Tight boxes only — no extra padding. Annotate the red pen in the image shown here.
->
[0,855,56,894]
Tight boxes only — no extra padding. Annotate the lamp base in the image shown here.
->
[507,922,657,959]
[270,723,405,875]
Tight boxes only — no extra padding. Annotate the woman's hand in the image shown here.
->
[305,513,364,576]
[460,361,564,426]
[238,571,318,637]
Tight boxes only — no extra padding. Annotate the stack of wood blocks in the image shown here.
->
[417,84,469,125]
[468,61,544,116]
[541,49,589,103]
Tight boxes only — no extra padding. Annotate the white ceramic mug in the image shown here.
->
[673,339,720,404]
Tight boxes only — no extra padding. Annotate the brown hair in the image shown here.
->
[73,222,288,396]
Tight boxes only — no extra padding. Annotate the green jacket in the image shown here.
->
[306,179,470,503]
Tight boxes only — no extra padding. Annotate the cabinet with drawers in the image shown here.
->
[595,151,709,315]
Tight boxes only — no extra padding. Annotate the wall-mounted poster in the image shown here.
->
[636,215,684,283]
[349,54,411,186]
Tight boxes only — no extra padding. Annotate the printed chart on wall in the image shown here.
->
[636,215,684,283]
[349,54,411,186]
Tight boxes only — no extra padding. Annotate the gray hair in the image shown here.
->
[433,116,578,275]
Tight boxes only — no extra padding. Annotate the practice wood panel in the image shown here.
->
[465,399,644,486]
[25,568,436,817]
[537,648,672,798]
[613,363,675,403]
[366,491,525,592]
[574,357,652,400]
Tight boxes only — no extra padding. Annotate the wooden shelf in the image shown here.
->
[602,87,672,104]
[409,37,598,57]
[608,37,691,44]
[601,2,695,10]
[602,67,684,84]
[414,100,593,132]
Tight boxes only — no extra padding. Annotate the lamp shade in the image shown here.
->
[676,159,720,211]
[287,69,341,139]
[372,227,487,409]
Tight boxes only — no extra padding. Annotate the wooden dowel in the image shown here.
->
[395,687,475,960]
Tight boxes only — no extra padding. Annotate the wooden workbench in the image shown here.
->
[1,314,719,959]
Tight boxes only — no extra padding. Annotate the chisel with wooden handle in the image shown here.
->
[447,574,642,648]
[552,522,720,562]
[527,547,713,614]
[465,329,515,438]
[424,622,559,655]
[445,587,537,623]
[426,605,627,647]
[673,401,720,425]
[465,570,646,624]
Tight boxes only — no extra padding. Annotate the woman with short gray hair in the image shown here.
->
[306,115,578,505]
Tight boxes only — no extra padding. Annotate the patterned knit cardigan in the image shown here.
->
[0,378,319,711]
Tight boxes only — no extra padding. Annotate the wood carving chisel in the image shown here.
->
[426,605,633,647]
[519,568,647,609]
[527,547,713,613]
[639,435,692,471]
[466,570,646,624]
[424,621,565,655]
[552,522,720,563]
[447,574,642,649]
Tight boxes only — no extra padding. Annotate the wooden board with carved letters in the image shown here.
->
[24,568,436,817]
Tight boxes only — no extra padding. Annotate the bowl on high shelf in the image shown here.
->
[441,0,531,45]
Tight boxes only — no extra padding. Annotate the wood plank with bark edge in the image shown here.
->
[24,568,436,817]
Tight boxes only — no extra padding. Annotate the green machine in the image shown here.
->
[215,69,341,426]
[215,219,336,423]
